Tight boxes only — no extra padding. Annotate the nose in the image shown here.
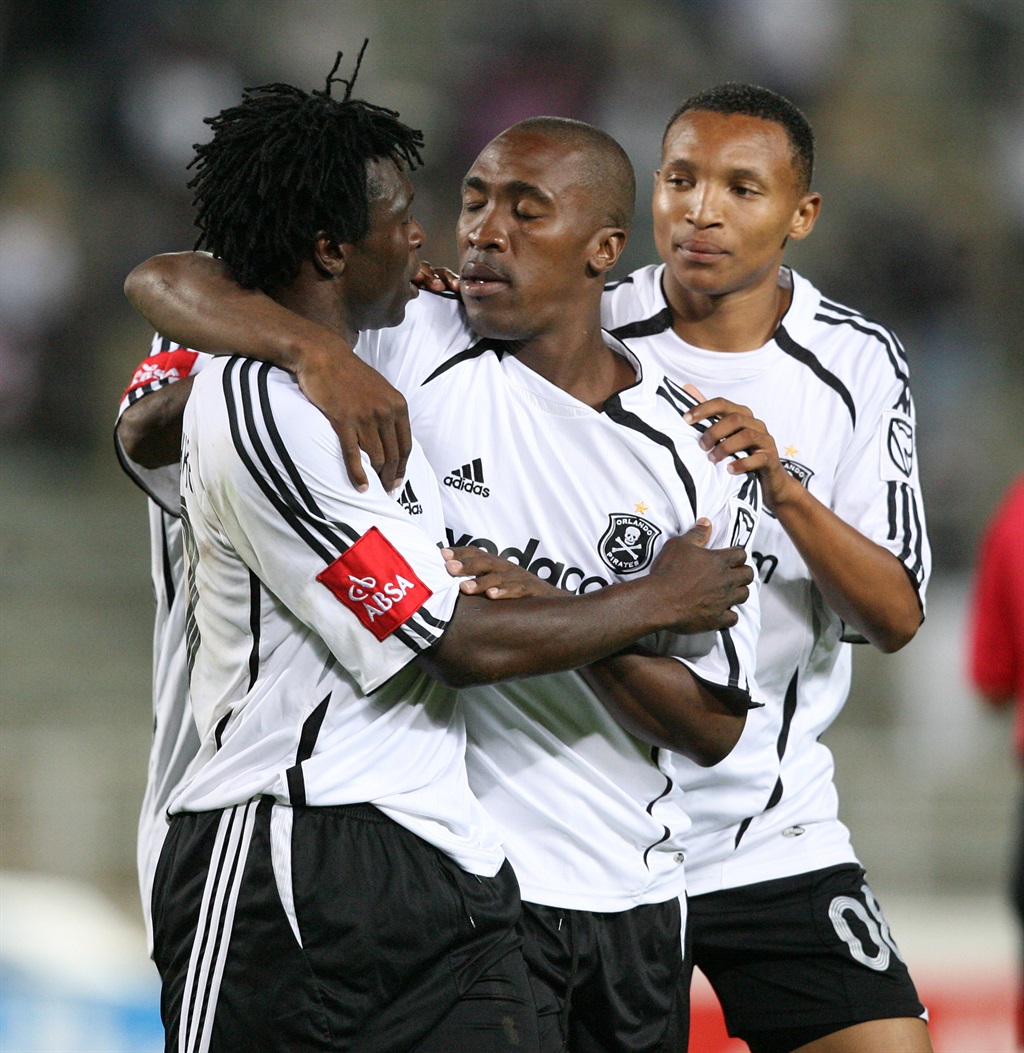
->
[409,216,425,251]
[685,185,722,229]
[464,207,508,252]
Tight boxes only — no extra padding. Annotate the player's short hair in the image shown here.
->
[663,83,814,192]
[508,116,636,233]
[187,45,424,293]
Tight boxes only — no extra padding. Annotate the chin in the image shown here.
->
[462,302,517,340]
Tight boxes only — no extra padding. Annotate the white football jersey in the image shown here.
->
[360,290,767,911]
[602,265,931,894]
[116,336,206,949]
[175,354,506,877]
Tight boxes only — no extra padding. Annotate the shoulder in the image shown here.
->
[784,269,910,387]
[601,265,670,330]
[361,288,473,383]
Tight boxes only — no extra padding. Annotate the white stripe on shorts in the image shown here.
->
[179,799,259,1053]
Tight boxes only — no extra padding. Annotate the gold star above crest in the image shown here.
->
[635,501,649,515]
[784,445,799,457]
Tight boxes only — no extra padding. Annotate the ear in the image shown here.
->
[787,192,822,243]
[312,232,347,279]
[586,226,627,278]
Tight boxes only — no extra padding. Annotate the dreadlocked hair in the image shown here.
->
[187,45,424,292]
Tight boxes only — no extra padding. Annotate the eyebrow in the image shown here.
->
[462,175,553,203]
[662,159,773,183]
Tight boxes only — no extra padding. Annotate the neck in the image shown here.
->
[663,263,790,352]
[275,278,359,349]
[512,321,636,410]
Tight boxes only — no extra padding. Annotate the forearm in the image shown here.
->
[418,584,680,689]
[116,377,195,469]
[124,252,346,369]
[581,653,746,764]
[773,483,923,652]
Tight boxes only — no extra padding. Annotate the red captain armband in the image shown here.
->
[316,526,433,642]
[122,348,200,400]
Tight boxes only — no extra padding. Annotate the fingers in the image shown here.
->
[413,261,460,292]
[393,413,412,491]
[682,517,713,547]
[340,425,370,493]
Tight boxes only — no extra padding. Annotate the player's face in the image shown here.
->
[653,110,819,301]
[457,129,602,341]
[345,158,425,331]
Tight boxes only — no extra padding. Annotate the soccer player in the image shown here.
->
[122,115,767,1050]
[130,62,759,1053]
[599,84,933,1053]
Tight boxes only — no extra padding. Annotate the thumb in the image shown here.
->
[683,517,712,547]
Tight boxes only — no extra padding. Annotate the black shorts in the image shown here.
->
[687,864,925,1053]
[522,898,686,1053]
[152,797,538,1053]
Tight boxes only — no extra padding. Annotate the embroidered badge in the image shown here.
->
[598,514,661,575]
[122,349,200,399]
[316,527,432,641]
[881,413,914,480]
[780,458,814,488]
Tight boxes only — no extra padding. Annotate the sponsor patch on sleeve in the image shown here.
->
[880,412,915,481]
[122,348,200,400]
[316,526,433,641]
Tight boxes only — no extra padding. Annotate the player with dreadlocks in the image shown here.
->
[124,51,750,1053]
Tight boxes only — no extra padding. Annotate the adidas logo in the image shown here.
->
[443,458,490,498]
[397,481,423,516]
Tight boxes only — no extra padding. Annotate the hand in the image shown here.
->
[412,261,460,294]
[442,546,562,599]
[682,385,796,514]
[293,343,411,494]
[646,519,753,634]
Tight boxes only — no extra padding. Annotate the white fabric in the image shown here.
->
[360,290,764,911]
[601,265,931,894]
[116,337,206,949]
[172,354,503,877]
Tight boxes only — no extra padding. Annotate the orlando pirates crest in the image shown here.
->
[780,458,814,488]
[599,514,661,574]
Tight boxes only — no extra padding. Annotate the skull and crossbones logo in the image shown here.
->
[599,514,661,574]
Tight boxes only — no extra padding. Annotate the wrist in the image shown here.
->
[766,470,810,516]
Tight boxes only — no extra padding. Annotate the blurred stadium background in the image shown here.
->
[1,1,1021,1049]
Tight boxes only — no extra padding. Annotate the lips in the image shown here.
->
[679,239,727,262]
[461,259,510,297]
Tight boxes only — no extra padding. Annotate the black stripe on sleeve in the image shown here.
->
[603,395,698,518]
[817,301,910,374]
[221,360,338,564]
[224,359,448,654]
[775,325,857,427]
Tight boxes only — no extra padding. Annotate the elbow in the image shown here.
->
[872,606,924,654]
[418,646,510,690]
[115,418,158,469]
[124,258,160,311]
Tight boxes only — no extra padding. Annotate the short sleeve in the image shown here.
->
[831,361,931,606]
[115,334,211,513]
[185,358,460,694]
